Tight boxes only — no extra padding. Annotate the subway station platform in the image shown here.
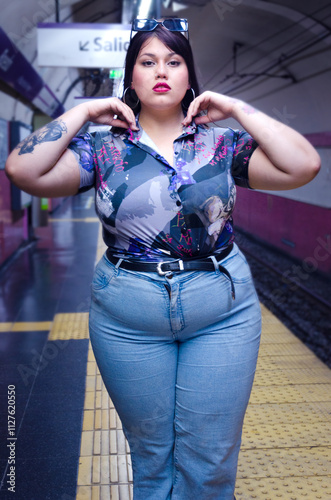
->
[0,192,330,500]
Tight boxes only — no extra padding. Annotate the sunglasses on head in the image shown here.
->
[130,18,189,40]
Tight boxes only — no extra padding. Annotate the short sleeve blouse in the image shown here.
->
[68,121,258,261]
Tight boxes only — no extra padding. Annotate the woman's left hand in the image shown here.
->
[182,91,321,191]
[182,91,237,126]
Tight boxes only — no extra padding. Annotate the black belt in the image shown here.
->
[106,243,235,299]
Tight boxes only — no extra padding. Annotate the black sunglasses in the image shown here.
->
[130,18,189,40]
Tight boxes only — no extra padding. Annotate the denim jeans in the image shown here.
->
[89,243,261,500]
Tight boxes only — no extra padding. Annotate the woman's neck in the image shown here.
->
[139,107,185,139]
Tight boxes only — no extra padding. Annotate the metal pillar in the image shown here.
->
[55,0,60,23]
[121,0,162,23]
[121,0,138,23]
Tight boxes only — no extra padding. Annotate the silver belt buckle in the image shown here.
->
[156,261,171,276]
[156,260,184,276]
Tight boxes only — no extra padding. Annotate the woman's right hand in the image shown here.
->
[84,97,139,131]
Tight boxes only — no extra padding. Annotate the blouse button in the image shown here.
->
[176,200,182,207]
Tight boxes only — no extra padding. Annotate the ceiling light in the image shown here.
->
[137,0,153,19]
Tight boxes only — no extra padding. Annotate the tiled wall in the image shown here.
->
[234,188,331,274]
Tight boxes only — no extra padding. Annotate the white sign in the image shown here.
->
[37,23,131,68]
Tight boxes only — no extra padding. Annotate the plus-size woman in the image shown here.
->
[6,18,320,500]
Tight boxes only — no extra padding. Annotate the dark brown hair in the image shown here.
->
[122,25,200,114]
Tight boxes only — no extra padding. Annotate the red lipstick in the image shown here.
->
[153,82,171,92]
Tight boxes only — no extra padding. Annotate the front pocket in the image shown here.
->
[91,257,116,291]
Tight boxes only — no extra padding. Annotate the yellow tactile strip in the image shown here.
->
[0,321,52,332]
[49,217,99,223]
[77,344,133,500]
[48,312,89,340]
[75,302,331,500]
[0,314,88,338]
[48,223,106,343]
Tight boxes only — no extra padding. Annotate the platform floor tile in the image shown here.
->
[235,475,331,500]
[77,343,133,500]
[237,446,331,478]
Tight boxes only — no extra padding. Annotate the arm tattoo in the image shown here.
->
[15,120,68,155]
[68,136,94,171]
[240,103,258,115]
[229,98,258,115]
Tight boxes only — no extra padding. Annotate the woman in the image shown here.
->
[6,18,320,500]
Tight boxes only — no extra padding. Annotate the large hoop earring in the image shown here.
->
[182,87,196,111]
[189,87,195,101]
[123,87,140,108]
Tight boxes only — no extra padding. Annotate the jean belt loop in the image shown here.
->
[209,255,220,271]
[115,258,124,269]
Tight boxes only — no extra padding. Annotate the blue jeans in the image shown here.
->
[89,244,261,500]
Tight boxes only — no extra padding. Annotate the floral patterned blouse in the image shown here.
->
[69,120,258,262]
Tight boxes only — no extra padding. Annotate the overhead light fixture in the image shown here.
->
[172,2,188,12]
[137,0,153,19]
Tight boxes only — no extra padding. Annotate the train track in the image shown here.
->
[241,245,331,311]
[235,228,331,368]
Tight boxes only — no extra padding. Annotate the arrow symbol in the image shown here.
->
[79,41,89,51]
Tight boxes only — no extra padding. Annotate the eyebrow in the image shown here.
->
[138,51,178,58]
